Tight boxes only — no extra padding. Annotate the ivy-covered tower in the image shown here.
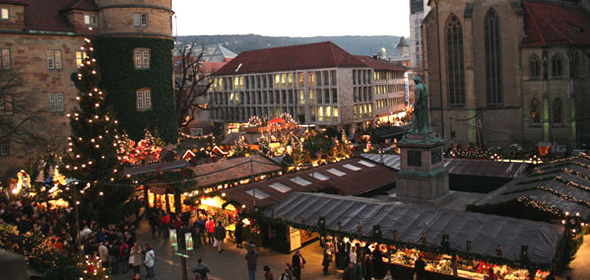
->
[94,0,177,143]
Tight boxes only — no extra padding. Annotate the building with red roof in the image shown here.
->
[421,0,590,151]
[0,0,176,174]
[207,41,408,132]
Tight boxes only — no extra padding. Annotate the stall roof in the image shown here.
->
[225,158,396,208]
[474,154,590,220]
[266,192,564,265]
[190,155,281,188]
[123,160,190,177]
[360,154,530,179]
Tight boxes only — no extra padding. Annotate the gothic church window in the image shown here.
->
[446,14,465,106]
[552,98,562,124]
[551,54,563,77]
[530,98,540,124]
[529,55,540,78]
[485,9,502,105]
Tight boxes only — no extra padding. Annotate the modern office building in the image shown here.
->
[207,42,408,133]
[409,0,431,71]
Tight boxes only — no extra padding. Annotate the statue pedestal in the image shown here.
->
[395,132,453,205]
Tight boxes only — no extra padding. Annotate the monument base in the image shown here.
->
[395,131,449,201]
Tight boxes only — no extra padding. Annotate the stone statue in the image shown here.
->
[410,76,430,133]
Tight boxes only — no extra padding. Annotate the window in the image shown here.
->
[0,94,13,115]
[484,9,502,106]
[446,14,465,106]
[49,93,64,113]
[134,13,148,27]
[551,54,563,77]
[552,98,562,124]
[134,49,150,69]
[529,55,540,78]
[75,51,86,69]
[84,14,97,26]
[1,49,10,69]
[1,8,8,20]
[47,50,62,70]
[136,89,152,110]
[530,98,540,124]
[0,139,8,156]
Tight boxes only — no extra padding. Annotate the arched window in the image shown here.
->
[553,98,563,124]
[572,51,579,77]
[552,54,563,77]
[485,9,502,105]
[529,55,541,78]
[446,14,465,106]
[530,98,540,124]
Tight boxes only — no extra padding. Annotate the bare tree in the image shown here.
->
[0,68,48,147]
[175,42,214,132]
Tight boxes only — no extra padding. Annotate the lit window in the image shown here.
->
[49,93,64,113]
[0,94,13,115]
[1,8,8,20]
[47,50,62,70]
[75,51,86,69]
[134,49,150,69]
[136,88,152,111]
[0,139,9,156]
[0,49,10,69]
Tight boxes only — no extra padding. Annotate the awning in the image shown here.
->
[264,192,564,265]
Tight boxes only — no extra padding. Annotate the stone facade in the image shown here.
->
[421,0,590,150]
[0,0,175,174]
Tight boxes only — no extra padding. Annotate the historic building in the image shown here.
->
[421,0,590,151]
[0,0,176,174]
[207,42,408,133]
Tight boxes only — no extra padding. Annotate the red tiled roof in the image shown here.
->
[23,0,97,32]
[521,0,590,47]
[355,55,407,71]
[213,41,369,76]
[225,158,396,208]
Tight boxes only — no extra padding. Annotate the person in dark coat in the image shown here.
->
[342,262,356,280]
[235,219,243,248]
[415,254,426,280]
[322,244,332,275]
[291,249,306,280]
[214,222,226,253]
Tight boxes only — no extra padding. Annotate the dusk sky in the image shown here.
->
[172,0,411,37]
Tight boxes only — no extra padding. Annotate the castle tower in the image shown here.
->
[94,0,177,142]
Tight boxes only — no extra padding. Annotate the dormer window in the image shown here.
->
[1,8,8,20]
[84,14,97,26]
[134,13,148,27]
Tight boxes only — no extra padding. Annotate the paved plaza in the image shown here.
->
[112,220,341,280]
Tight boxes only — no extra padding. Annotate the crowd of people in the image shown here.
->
[0,200,157,280]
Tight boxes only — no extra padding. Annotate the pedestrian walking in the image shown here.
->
[264,265,274,280]
[214,221,226,253]
[245,243,258,280]
[144,243,156,280]
[414,253,426,280]
[119,240,130,273]
[291,249,306,280]
[235,219,243,248]
[191,258,210,280]
[129,242,142,274]
[160,212,170,239]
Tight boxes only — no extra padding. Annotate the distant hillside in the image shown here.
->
[176,34,403,57]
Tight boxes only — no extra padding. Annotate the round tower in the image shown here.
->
[93,0,177,143]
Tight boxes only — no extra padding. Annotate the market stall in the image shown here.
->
[262,192,566,279]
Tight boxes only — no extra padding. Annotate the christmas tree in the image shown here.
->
[62,37,133,225]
